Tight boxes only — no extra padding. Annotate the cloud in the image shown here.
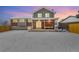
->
[5,12,32,18]
[0,6,78,22]
[55,9,77,21]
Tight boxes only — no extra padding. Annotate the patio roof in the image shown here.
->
[32,18,58,20]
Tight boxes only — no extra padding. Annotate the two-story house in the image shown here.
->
[11,8,58,30]
[28,8,58,30]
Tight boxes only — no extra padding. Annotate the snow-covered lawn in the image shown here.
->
[0,30,79,52]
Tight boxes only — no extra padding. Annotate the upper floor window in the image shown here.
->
[19,19,25,22]
[37,13,42,18]
[45,13,50,18]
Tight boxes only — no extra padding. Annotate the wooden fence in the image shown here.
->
[0,26,11,32]
[68,23,79,34]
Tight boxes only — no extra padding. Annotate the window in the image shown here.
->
[19,19,25,22]
[28,23,32,26]
[37,13,42,18]
[28,19,32,22]
[12,19,18,23]
[12,23,17,26]
[45,13,50,17]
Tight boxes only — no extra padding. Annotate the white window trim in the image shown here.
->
[37,13,42,18]
[19,19,25,22]
[45,13,50,18]
[13,19,18,23]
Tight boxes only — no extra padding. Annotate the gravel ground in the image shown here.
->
[0,30,79,52]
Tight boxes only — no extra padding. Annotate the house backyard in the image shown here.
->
[0,7,79,52]
[0,30,79,52]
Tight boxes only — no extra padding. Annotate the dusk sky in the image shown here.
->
[0,6,79,23]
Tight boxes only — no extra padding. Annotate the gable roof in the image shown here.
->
[61,16,79,23]
[33,8,54,14]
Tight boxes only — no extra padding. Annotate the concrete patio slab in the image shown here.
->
[0,30,79,52]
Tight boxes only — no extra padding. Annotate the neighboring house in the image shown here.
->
[11,8,58,30]
[11,18,28,30]
[60,13,79,34]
